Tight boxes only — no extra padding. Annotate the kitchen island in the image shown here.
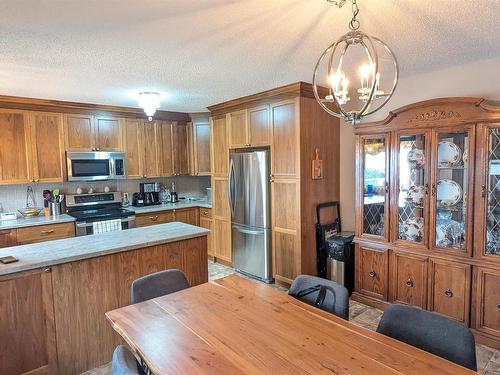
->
[0,222,209,375]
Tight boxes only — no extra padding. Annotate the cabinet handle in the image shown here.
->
[40,229,55,235]
[43,267,52,273]
[405,278,414,288]
[482,185,487,198]
[369,271,376,278]
[424,183,429,195]
[149,216,159,221]
[431,183,436,196]
[444,288,453,298]
[385,182,389,193]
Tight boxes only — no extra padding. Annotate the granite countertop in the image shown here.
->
[130,199,212,214]
[0,214,76,231]
[0,222,209,276]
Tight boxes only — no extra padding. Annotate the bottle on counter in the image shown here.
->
[170,182,178,203]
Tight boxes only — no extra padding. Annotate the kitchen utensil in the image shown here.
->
[438,141,461,167]
[49,202,61,216]
[437,179,462,207]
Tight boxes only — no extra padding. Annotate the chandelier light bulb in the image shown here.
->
[138,92,161,121]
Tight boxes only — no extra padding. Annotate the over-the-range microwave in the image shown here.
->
[66,152,126,181]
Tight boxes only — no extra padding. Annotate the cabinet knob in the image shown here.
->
[96,147,100,151]
[43,267,52,273]
[405,278,414,288]
[444,288,453,298]
[369,271,376,278]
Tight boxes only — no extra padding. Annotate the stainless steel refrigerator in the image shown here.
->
[229,149,272,283]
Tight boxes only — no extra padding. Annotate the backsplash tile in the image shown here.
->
[0,176,210,213]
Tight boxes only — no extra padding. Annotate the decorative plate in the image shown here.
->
[438,141,462,167]
[402,217,424,242]
[405,185,425,206]
[407,148,425,168]
[437,179,462,207]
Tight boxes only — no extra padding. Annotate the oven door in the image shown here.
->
[67,152,125,181]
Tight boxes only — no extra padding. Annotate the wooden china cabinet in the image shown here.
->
[353,98,500,348]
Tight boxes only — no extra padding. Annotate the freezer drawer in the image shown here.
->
[232,225,272,283]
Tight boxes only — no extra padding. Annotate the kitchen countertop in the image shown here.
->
[0,214,76,231]
[0,222,209,276]
[130,199,212,214]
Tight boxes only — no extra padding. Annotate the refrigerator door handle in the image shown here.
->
[228,158,236,218]
[232,225,265,236]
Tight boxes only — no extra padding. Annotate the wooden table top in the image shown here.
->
[106,275,476,375]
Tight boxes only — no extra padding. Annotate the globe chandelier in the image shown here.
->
[313,0,399,124]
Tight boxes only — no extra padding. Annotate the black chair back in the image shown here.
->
[131,269,189,304]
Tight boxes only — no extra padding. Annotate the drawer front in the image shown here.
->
[199,208,212,218]
[391,252,428,308]
[472,267,500,337]
[429,260,471,324]
[17,222,75,244]
[174,208,199,226]
[135,211,175,227]
[356,245,388,300]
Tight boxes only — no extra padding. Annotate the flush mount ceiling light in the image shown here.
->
[138,92,161,121]
[313,0,399,124]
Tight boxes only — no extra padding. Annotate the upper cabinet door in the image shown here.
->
[0,110,30,184]
[271,99,299,178]
[248,105,270,147]
[392,131,430,248]
[64,114,94,151]
[357,134,390,240]
[123,118,144,179]
[429,126,475,256]
[29,112,65,183]
[143,121,161,178]
[172,123,189,175]
[211,116,228,177]
[193,121,211,175]
[158,121,174,177]
[228,110,248,149]
[95,116,122,151]
[475,123,500,261]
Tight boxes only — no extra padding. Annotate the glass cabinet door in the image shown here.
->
[395,133,428,246]
[361,135,389,239]
[432,129,473,253]
[484,126,500,257]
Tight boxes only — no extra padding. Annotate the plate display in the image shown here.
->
[405,185,425,206]
[402,217,424,242]
[407,148,425,168]
[438,141,462,167]
[437,179,462,207]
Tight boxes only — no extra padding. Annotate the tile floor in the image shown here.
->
[83,261,500,375]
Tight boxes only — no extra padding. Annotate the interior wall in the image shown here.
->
[339,56,500,231]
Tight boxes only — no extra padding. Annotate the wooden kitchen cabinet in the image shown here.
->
[174,207,199,226]
[158,121,174,176]
[199,216,213,257]
[143,121,161,178]
[228,106,270,149]
[0,268,57,375]
[122,118,144,179]
[17,222,76,245]
[0,110,31,184]
[271,100,299,178]
[228,109,248,148]
[0,229,17,248]
[190,120,211,175]
[472,267,500,341]
[390,251,428,308]
[213,218,231,263]
[172,122,189,175]
[428,259,471,324]
[64,114,122,151]
[135,211,175,227]
[28,111,65,182]
[355,245,389,301]
[211,115,229,177]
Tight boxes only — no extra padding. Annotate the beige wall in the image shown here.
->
[339,56,500,231]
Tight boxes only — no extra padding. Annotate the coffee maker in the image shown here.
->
[139,182,161,206]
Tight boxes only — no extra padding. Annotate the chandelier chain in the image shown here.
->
[349,0,360,30]
[326,0,347,7]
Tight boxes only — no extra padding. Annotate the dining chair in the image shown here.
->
[111,345,144,375]
[376,304,477,371]
[288,274,349,320]
[131,268,190,304]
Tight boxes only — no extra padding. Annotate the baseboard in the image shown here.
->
[351,292,390,311]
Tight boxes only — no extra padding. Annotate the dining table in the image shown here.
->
[105,274,476,374]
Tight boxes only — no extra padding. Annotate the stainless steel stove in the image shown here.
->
[66,192,136,236]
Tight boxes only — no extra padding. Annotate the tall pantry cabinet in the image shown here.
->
[208,82,340,286]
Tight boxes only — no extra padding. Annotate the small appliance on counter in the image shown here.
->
[170,182,179,203]
[139,182,161,206]
[132,193,145,207]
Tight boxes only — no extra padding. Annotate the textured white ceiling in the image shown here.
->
[0,0,499,112]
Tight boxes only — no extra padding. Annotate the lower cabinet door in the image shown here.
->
[391,252,428,308]
[472,267,500,337]
[428,259,471,324]
[199,217,214,257]
[355,245,389,301]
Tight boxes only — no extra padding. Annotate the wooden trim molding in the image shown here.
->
[0,94,190,122]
